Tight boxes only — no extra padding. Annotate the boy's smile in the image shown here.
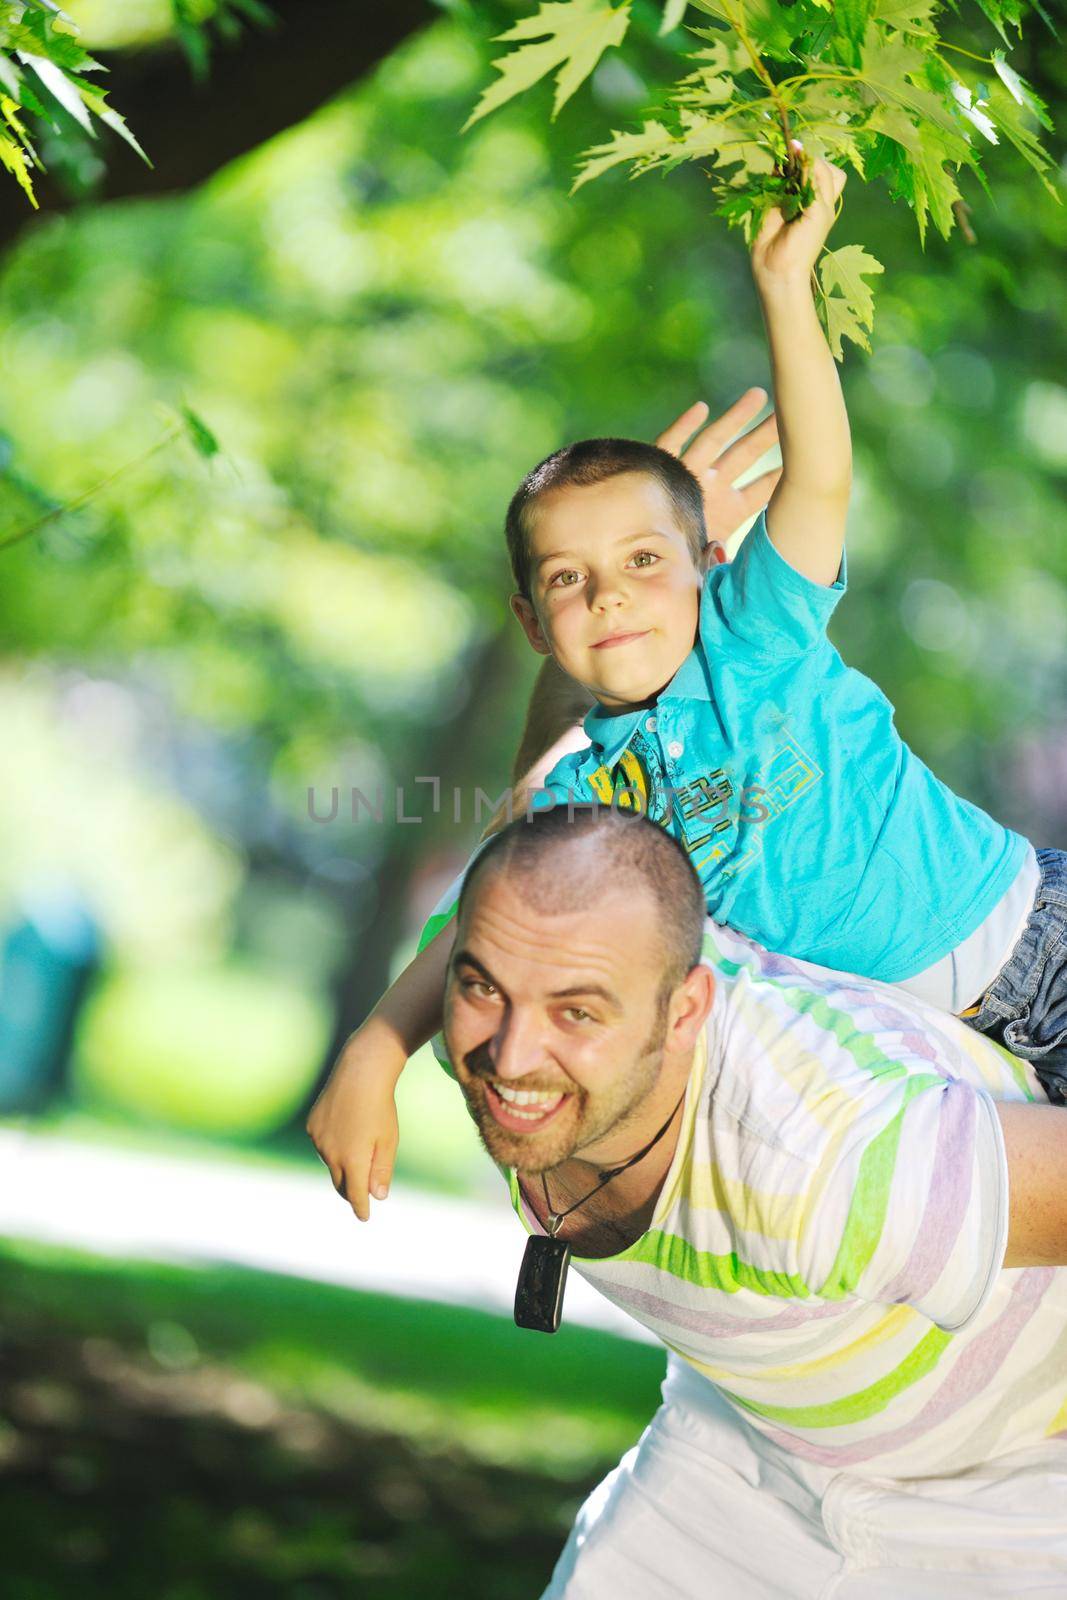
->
[510,472,709,712]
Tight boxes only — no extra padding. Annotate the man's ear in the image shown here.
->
[510,593,552,657]
[700,540,728,575]
[666,964,715,1055]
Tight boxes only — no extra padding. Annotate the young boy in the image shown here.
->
[308,158,1066,1220]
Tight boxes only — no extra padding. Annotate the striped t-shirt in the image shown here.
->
[494,923,1067,1481]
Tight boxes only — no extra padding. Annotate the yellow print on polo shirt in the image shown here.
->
[587,725,824,882]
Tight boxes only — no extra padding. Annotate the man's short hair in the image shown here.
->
[456,805,707,991]
[505,438,708,601]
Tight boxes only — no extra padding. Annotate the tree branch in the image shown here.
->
[0,0,431,255]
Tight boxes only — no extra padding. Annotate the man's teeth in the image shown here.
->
[493,1084,564,1113]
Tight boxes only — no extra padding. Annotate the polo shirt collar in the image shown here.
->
[582,596,714,762]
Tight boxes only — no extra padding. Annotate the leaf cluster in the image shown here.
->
[465,0,1059,355]
[0,0,148,204]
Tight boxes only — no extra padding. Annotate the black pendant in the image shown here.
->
[514,1234,571,1333]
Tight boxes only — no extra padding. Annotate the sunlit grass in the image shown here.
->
[0,1237,662,1474]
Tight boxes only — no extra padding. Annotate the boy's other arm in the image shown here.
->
[752,157,851,588]
[306,925,452,1221]
[997,1101,1067,1267]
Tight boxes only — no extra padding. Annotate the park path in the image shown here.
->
[0,1126,651,1343]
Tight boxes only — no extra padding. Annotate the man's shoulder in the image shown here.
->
[701,923,1037,1132]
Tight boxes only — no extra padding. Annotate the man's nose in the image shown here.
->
[491,1008,550,1081]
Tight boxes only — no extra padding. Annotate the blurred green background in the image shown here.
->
[0,0,1064,1595]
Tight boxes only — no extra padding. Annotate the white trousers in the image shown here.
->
[542,1356,1067,1600]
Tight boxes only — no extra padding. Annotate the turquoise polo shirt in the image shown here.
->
[539,512,1027,983]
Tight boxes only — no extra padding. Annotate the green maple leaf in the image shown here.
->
[816,245,884,359]
[986,78,1058,196]
[971,0,1026,42]
[901,120,964,241]
[991,49,1052,128]
[687,0,802,61]
[818,244,884,327]
[835,0,875,58]
[787,81,868,175]
[660,0,688,33]
[871,0,936,34]
[820,296,869,360]
[685,30,752,77]
[859,34,969,153]
[0,126,36,206]
[571,119,675,188]
[463,0,631,131]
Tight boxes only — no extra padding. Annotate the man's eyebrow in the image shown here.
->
[451,949,497,983]
[451,953,621,1014]
[548,983,622,1014]
[534,530,670,571]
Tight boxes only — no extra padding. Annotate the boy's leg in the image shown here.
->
[965,848,1067,1104]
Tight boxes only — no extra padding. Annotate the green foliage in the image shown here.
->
[0,405,222,552]
[169,0,274,83]
[464,0,633,128]
[75,964,329,1136]
[0,0,148,201]
[466,0,1059,355]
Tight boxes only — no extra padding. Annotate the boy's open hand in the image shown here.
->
[656,388,781,542]
[751,153,846,290]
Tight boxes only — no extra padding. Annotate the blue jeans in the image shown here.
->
[966,848,1067,1105]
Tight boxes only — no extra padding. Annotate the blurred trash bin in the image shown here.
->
[0,887,101,1113]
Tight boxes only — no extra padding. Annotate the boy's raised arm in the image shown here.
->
[752,156,851,588]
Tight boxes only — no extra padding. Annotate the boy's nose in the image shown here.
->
[588,576,627,611]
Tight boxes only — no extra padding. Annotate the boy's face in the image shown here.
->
[511,473,712,712]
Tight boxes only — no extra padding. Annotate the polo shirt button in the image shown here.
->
[668,740,684,759]
[645,715,657,732]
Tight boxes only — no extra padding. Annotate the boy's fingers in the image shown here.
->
[712,413,779,481]
[369,1139,397,1203]
[683,388,768,475]
[654,400,709,456]
[812,157,846,206]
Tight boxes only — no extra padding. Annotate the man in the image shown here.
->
[441,806,1067,1600]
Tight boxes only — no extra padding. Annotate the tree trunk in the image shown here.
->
[291,622,528,1125]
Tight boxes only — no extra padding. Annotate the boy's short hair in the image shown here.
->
[506,438,708,601]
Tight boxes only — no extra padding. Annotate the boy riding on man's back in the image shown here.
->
[308,157,1067,1219]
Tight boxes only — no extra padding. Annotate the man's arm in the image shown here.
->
[752,156,851,587]
[997,1101,1067,1267]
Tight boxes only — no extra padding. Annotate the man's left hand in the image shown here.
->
[655,390,780,545]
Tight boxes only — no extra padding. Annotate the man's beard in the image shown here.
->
[451,993,671,1175]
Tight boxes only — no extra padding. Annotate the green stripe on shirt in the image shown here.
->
[816,1073,945,1301]
[724,1323,953,1428]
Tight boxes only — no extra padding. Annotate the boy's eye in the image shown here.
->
[629,550,660,569]
[548,569,582,589]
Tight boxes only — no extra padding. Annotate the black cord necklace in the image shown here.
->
[514,1084,689,1335]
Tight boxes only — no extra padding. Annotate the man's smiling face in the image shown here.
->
[510,472,706,712]
[443,868,674,1174]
